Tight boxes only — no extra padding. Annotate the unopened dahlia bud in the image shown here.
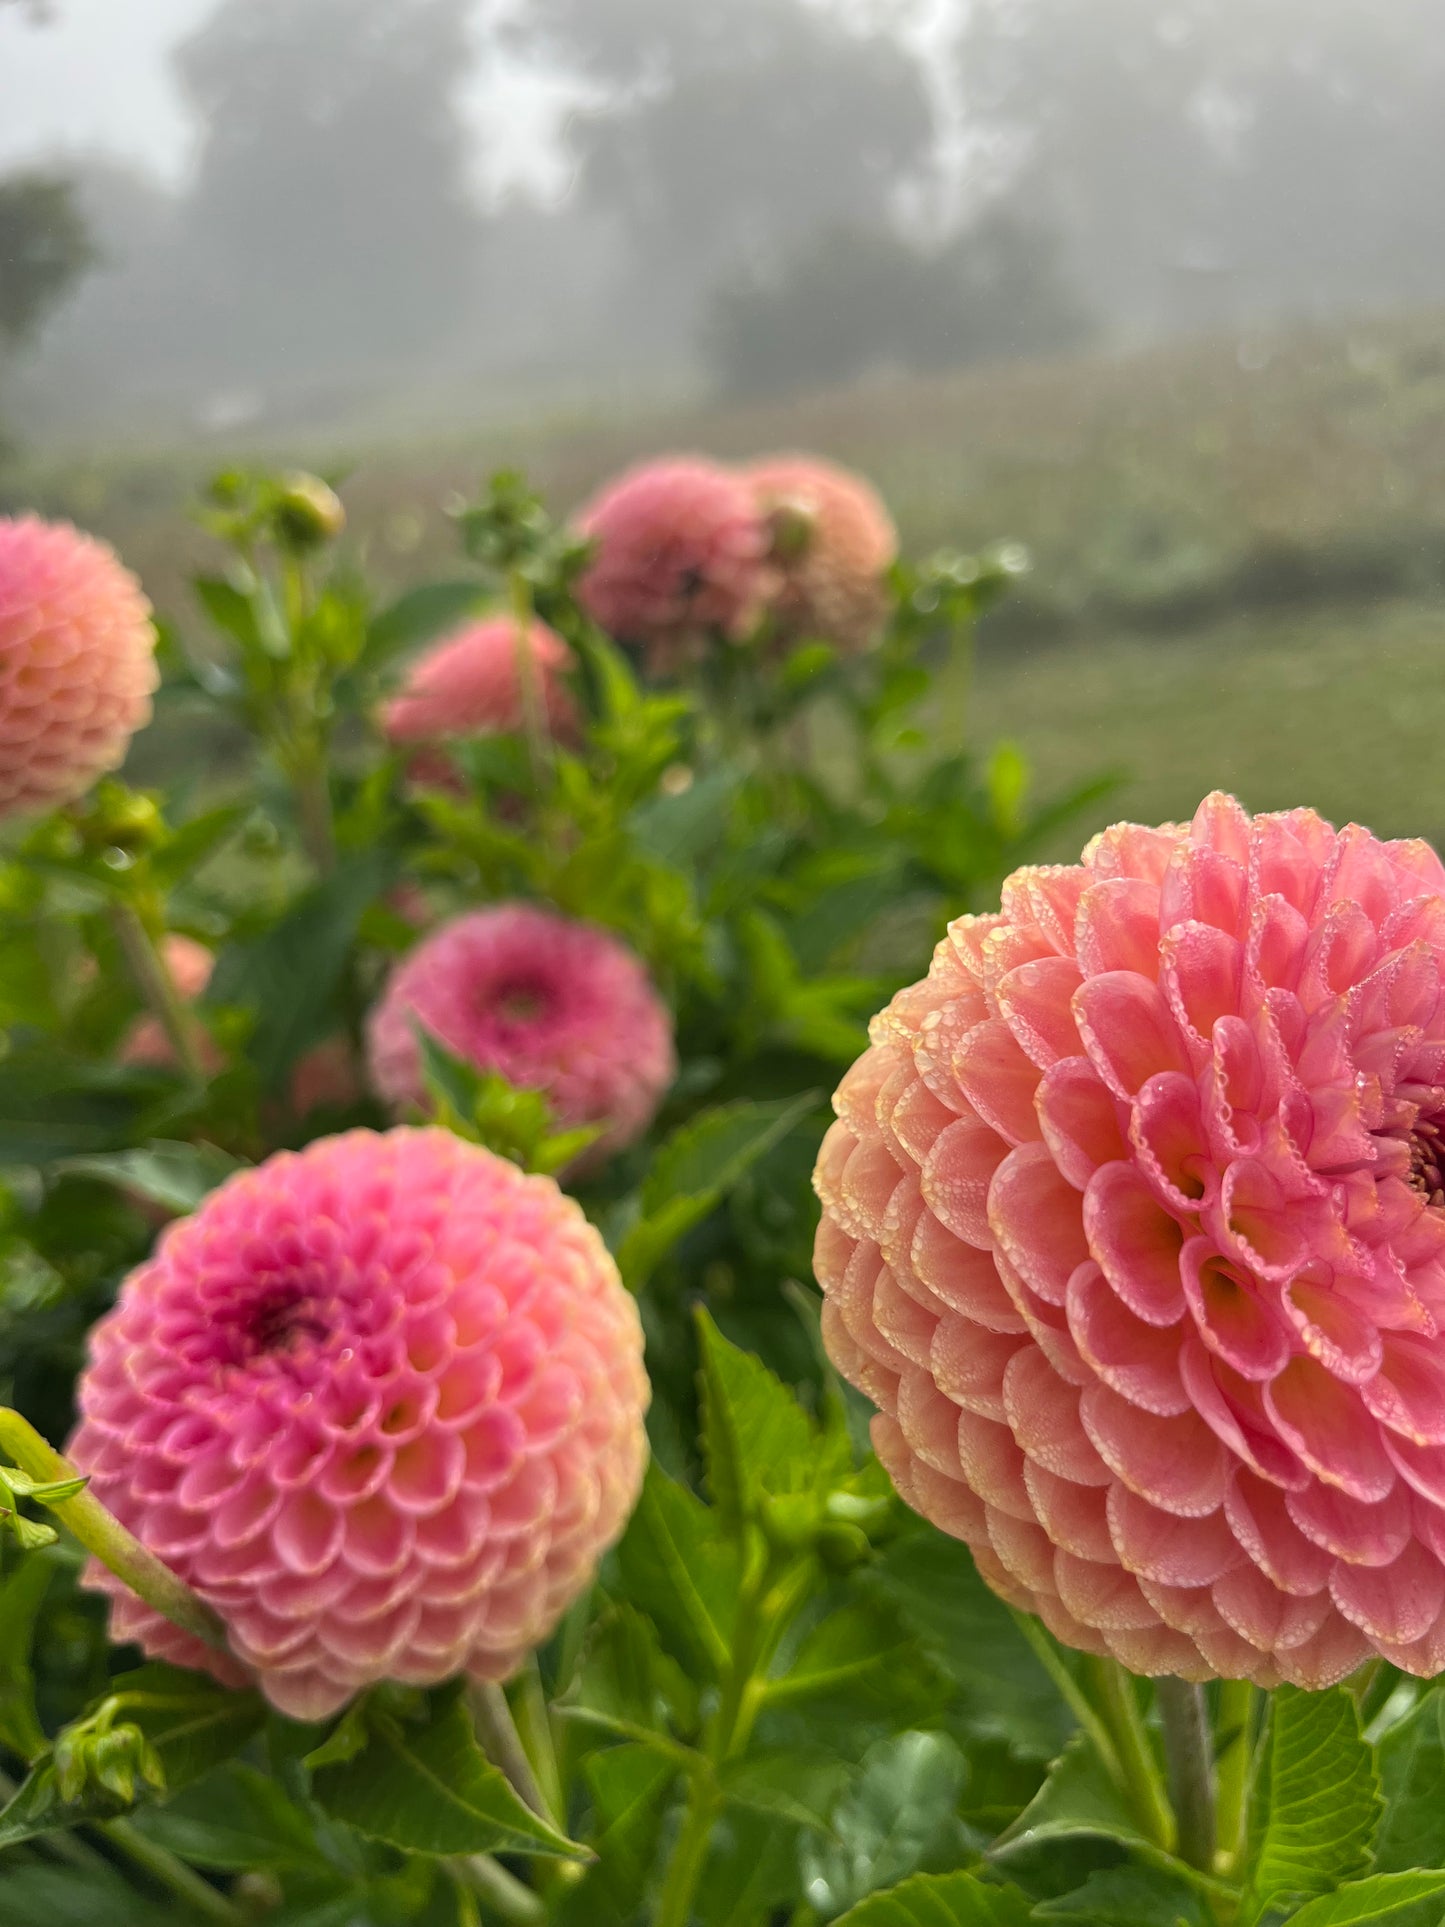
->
[573,457,770,672]
[367,903,675,1168]
[271,473,345,550]
[0,516,158,815]
[815,793,1445,1687]
[382,616,579,762]
[67,1127,649,1719]
[744,456,897,656]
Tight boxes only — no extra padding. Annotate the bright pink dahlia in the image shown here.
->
[0,515,158,814]
[367,904,675,1167]
[573,457,771,671]
[744,455,897,655]
[382,616,579,754]
[815,793,1445,1687]
[68,1127,649,1719]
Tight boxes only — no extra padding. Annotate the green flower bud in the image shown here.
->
[271,473,346,550]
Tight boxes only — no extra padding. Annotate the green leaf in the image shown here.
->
[1033,1866,1208,1924]
[365,580,490,670]
[1287,1872,1445,1926]
[800,1731,972,1919]
[993,1734,1155,1861]
[55,1140,243,1214]
[614,1464,742,1679]
[0,1663,263,1846]
[1375,1689,1445,1875]
[830,1870,1033,1926]
[695,1307,822,1530]
[207,849,391,1088]
[0,1554,51,1758]
[192,574,260,651]
[869,1529,1072,1758]
[0,1864,180,1927]
[719,1747,849,1831]
[566,1599,698,1745]
[559,1743,678,1926]
[310,1690,585,1859]
[0,1045,159,1164]
[617,1092,821,1288]
[764,1599,932,1714]
[698,1806,806,1927]
[628,767,739,866]
[129,1761,321,1870]
[1243,1685,1382,1925]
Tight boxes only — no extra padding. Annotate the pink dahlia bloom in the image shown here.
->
[573,457,771,671]
[0,515,158,814]
[815,793,1445,1687]
[367,904,675,1167]
[744,455,897,656]
[382,616,579,758]
[68,1127,649,1719]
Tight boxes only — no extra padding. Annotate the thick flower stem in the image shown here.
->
[1212,1679,1259,1876]
[460,1853,547,1924]
[510,570,554,801]
[1156,1676,1216,1873]
[0,1408,227,1652]
[109,901,205,1081]
[469,1680,552,1825]
[1085,1657,1176,1853]
[288,744,336,876]
[104,1816,244,1923]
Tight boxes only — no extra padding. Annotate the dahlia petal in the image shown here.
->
[919,1115,1010,1250]
[1265,1356,1396,1502]
[1129,1072,1215,1210]
[1107,1486,1241,1586]
[1073,972,1191,1100]
[1285,1478,1412,1567]
[1003,1348,1111,1485]
[1067,1262,1191,1415]
[953,1020,1044,1144]
[1160,921,1245,1047]
[1036,1056,1128,1188]
[1074,879,1163,980]
[1226,1469,1334,1595]
[988,1144,1090,1306]
[1080,1385,1229,1516]
[1330,1540,1445,1643]
[1083,1162,1186,1324]
[1362,1332,1445,1444]
[1211,1565,1331,1652]
[1180,1239,1290,1380]
[995,957,1084,1068]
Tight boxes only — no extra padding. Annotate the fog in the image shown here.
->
[2,0,1445,446]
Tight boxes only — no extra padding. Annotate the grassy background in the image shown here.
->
[11,310,1445,854]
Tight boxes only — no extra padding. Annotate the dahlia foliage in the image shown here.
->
[0,474,1427,1927]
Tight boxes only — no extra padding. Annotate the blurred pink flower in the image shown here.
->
[68,1127,649,1719]
[0,515,158,814]
[574,457,770,670]
[815,793,1445,1686]
[367,903,675,1167]
[744,455,897,655]
[382,616,579,763]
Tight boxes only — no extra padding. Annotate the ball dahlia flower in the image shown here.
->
[573,457,770,671]
[67,1127,649,1719]
[0,515,158,814]
[382,616,579,762]
[743,455,897,655]
[367,903,675,1167]
[815,792,1445,1687]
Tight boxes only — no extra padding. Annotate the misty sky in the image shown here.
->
[0,0,576,197]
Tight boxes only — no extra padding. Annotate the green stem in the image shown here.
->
[459,1853,546,1924]
[1213,1678,1258,1876]
[469,1680,551,1824]
[1085,1657,1175,1852]
[1156,1676,1215,1873]
[938,611,973,756]
[510,570,553,799]
[1008,1611,1125,1791]
[0,1768,107,1870]
[514,1658,565,1828]
[654,1771,720,1927]
[0,1409,227,1652]
[289,744,336,875]
[104,1815,243,1924]
[109,901,205,1081]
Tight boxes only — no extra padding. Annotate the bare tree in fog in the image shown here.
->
[956,0,1445,338]
[171,0,486,387]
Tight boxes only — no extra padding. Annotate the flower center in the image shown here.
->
[245,1286,326,1356]
[491,975,551,1024]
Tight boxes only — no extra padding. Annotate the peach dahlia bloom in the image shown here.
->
[382,616,579,755]
[815,793,1445,1686]
[0,515,158,814]
[367,903,676,1167]
[68,1128,649,1719]
[743,455,897,655]
[573,457,770,671]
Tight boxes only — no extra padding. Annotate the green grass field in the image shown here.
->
[12,310,1445,853]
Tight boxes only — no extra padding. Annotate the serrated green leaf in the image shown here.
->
[54,1140,242,1213]
[992,1733,1152,1859]
[618,1092,820,1288]
[566,1600,698,1744]
[311,1691,584,1859]
[559,1743,679,1927]
[764,1599,929,1713]
[1287,1872,1445,1926]
[831,1869,1033,1926]
[1244,1685,1382,1924]
[207,849,391,1088]
[719,1747,849,1831]
[365,580,490,671]
[695,1307,821,1529]
[801,1731,972,1919]
[1375,1688,1445,1875]
[129,1761,320,1871]
[614,1464,742,1679]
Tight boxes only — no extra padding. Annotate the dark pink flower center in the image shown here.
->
[491,975,553,1024]
[1407,1113,1445,1207]
[243,1285,328,1357]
